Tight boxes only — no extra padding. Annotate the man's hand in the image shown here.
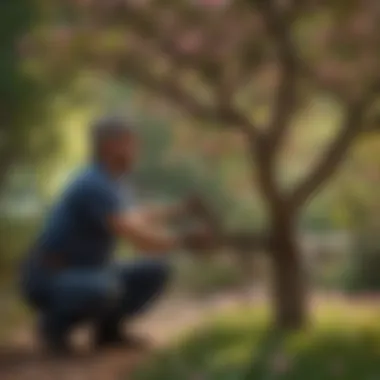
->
[139,194,207,225]
[182,194,205,216]
[135,198,199,225]
[180,226,217,252]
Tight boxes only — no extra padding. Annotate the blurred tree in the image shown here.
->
[0,1,48,190]
[34,0,380,329]
[135,116,230,204]
[333,136,380,292]
[0,0,87,203]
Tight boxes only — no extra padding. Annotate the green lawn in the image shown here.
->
[131,304,380,380]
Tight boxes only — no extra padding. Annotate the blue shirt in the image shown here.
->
[30,164,135,268]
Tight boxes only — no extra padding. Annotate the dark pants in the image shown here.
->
[21,259,170,339]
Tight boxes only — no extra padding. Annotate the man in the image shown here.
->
[20,115,213,354]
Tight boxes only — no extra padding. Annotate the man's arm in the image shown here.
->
[133,202,187,225]
[77,180,213,254]
[109,209,216,254]
[109,209,181,252]
[136,195,206,225]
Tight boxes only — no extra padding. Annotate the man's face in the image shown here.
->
[102,132,139,173]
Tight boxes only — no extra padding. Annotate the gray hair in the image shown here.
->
[90,115,135,154]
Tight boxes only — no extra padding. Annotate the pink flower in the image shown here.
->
[194,0,231,8]
[177,31,203,54]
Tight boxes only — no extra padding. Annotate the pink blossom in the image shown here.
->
[177,31,203,54]
[194,0,231,8]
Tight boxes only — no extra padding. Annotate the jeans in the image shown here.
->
[21,258,170,338]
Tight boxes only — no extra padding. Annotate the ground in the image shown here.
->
[0,291,254,380]
[133,295,380,380]
[1,293,380,380]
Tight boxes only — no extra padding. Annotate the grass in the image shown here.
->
[0,292,31,342]
[131,303,380,380]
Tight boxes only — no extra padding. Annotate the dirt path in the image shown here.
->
[2,291,377,380]
[0,293,255,380]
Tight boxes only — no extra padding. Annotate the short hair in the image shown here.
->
[90,115,135,152]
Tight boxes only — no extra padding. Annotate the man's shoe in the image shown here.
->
[94,327,150,351]
[37,320,72,356]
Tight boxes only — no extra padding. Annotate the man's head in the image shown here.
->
[91,115,139,175]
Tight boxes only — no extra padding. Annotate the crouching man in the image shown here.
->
[20,116,213,354]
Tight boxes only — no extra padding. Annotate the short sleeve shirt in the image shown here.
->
[31,164,135,267]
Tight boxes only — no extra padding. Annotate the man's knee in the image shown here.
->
[122,259,171,293]
[88,275,122,309]
[109,260,171,317]
[144,260,171,289]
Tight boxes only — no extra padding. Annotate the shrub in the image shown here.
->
[343,232,380,293]
[0,217,40,284]
[173,256,249,296]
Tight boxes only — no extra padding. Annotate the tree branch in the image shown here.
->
[289,92,376,210]
[300,62,349,102]
[188,194,269,252]
[82,1,264,136]
[250,135,283,208]
[254,1,351,103]
[365,112,380,133]
[115,36,260,137]
[257,0,298,152]
[225,231,269,252]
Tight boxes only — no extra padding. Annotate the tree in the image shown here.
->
[0,1,42,189]
[41,0,380,329]
[0,1,78,198]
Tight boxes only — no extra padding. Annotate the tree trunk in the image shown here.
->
[0,144,14,195]
[269,213,308,331]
